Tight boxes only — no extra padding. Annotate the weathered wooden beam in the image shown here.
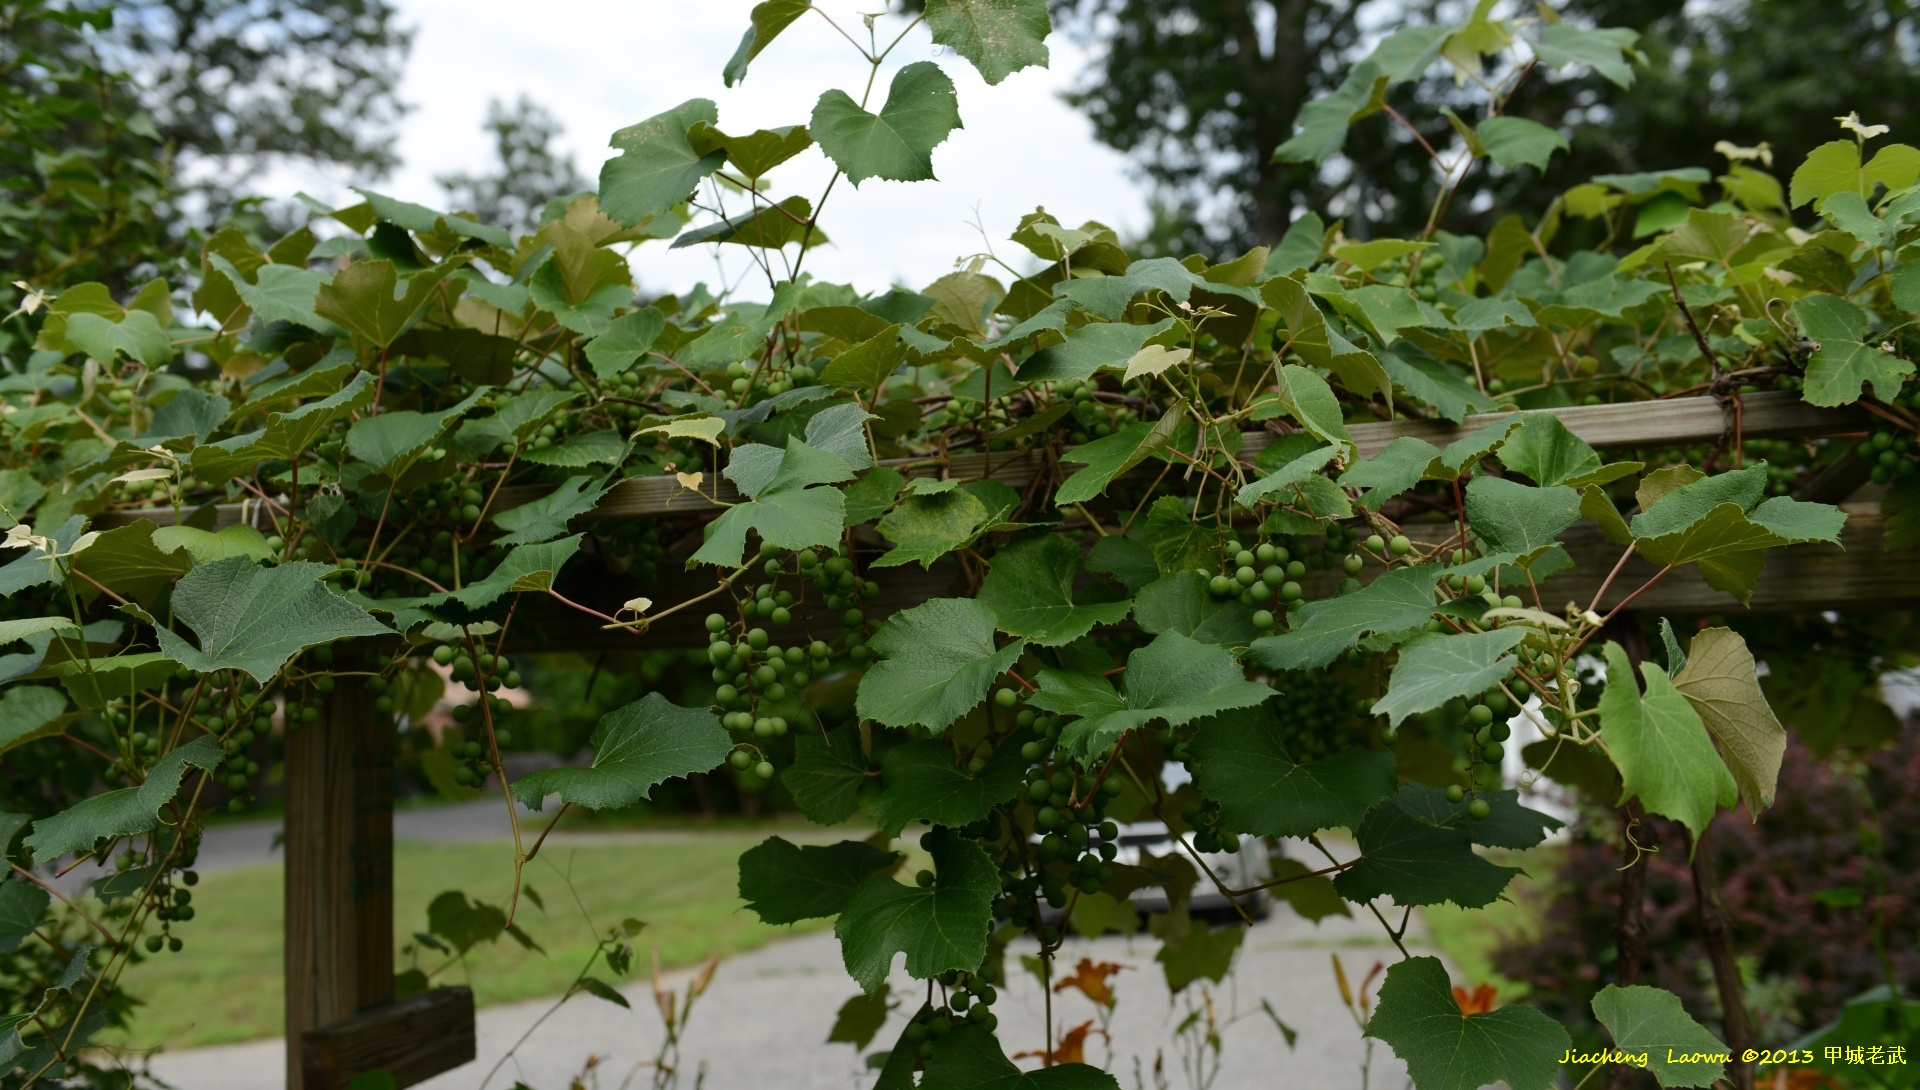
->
[491,390,1872,522]
[97,391,1869,534]
[300,987,477,1090]
[1320,499,1908,616]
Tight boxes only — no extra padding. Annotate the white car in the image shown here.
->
[1109,822,1273,919]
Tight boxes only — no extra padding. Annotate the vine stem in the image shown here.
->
[8,864,114,943]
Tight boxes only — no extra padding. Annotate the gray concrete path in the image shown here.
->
[148,905,1421,1090]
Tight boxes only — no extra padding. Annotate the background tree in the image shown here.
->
[1051,0,1920,251]
[437,94,589,237]
[1,0,410,292]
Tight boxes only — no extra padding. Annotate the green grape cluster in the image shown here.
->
[1268,670,1369,761]
[898,968,1004,1061]
[1179,799,1237,854]
[1203,539,1305,630]
[1864,428,1919,486]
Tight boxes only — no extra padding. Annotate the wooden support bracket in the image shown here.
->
[300,987,476,1090]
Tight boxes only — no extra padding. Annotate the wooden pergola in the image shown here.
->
[107,390,1911,1088]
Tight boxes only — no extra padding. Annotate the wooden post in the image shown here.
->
[284,672,395,1089]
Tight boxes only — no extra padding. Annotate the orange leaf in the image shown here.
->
[1013,1020,1106,1067]
[1052,957,1129,1008]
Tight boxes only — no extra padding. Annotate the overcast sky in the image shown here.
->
[343,1,1153,294]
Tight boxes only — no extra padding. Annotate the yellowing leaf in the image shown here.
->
[1122,344,1192,382]
[1672,627,1786,815]
[639,416,725,447]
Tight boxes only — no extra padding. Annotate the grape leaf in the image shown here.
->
[874,486,990,570]
[856,598,1026,733]
[1379,351,1495,424]
[1054,410,1184,505]
[1237,443,1339,508]
[1334,792,1520,909]
[1272,60,1387,165]
[1598,642,1737,842]
[1340,436,1444,509]
[315,260,455,349]
[869,734,1031,836]
[187,370,378,483]
[836,829,999,992]
[1187,705,1397,837]
[493,474,616,547]
[820,324,909,391]
[828,983,893,1050]
[722,0,810,86]
[1251,561,1477,671]
[1792,294,1914,406]
[511,693,729,812]
[693,438,854,568]
[787,725,868,825]
[1590,985,1728,1089]
[63,309,173,366]
[1152,908,1246,992]
[924,0,1052,86]
[978,534,1131,646]
[1390,785,1563,850]
[1477,116,1569,171]
[1670,627,1783,816]
[446,534,584,611]
[519,429,627,468]
[1019,318,1180,384]
[25,737,223,861]
[584,307,666,378]
[1371,628,1526,726]
[0,880,49,954]
[599,99,726,227]
[1132,571,1259,647]
[0,687,72,758]
[812,62,963,185]
[922,1027,1120,1089]
[1365,956,1570,1090]
[1265,364,1354,454]
[152,558,390,683]
[346,388,487,474]
[1498,413,1602,486]
[739,836,901,925]
[1464,476,1581,566]
[1032,632,1273,757]
[67,521,191,606]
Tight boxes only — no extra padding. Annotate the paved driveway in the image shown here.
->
[149,904,1418,1090]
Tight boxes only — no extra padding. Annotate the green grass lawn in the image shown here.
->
[108,835,825,1050]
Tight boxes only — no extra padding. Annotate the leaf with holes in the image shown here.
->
[835,829,999,992]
